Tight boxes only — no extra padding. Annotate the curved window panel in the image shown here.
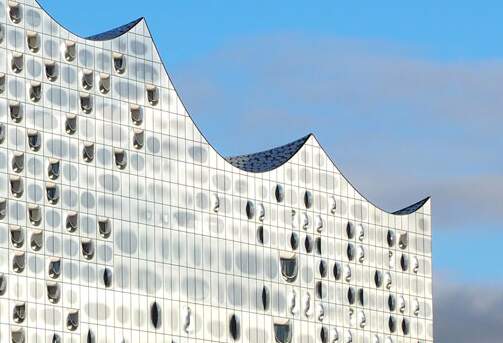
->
[229,314,240,340]
[412,256,419,274]
[301,212,309,230]
[402,318,410,335]
[315,237,322,255]
[275,184,284,202]
[82,143,94,162]
[66,310,79,331]
[388,294,396,311]
[103,268,113,288]
[384,272,392,290]
[398,296,406,314]
[45,61,58,81]
[48,258,61,279]
[113,53,126,74]
[146,85,159,106]
[10,226,24,248]
[304,190,313,208]
[183,306,193,334]
[12,152,24,173]
[0,198,6,220]
[87,330,96,343]
[9,1,22,24]
[358,311,366,328]
[345,329,353,343]
[211,193,220,213]
[0,73,4,94]
[319,260,327,278]
[51,334,61,343]
[280,253,298,283]
[357,245,365,263]
[384,337,393,343]
[130,104,143,125]
[387,230,395,247]
[82,70,94,90]
[315,215,323,233]
[80,93,93,113]
[151,302,162,329]
[374,270,383,288]
[29,81,41,102]
[81,239,94,260]
[347,287,355,305]
[258,203,265,222]
[346,222,355,239]
[372,334,380,343]
[398,232,408,249]
[287,289,297,315]
[331,328,339,342]
[11,53,23,73]
[246,200,255,219]
[347,243,355,261]
[388,316,397,333]
[13,303,25,323]
[11,327,24,343]
[98,218,111,239]
[30,230,43,251]
[114,149,127,169]
[261,285,270,311]
[413,298,420,316]
[48,159,60,180]
[388,250,395,269]
[333,262,342,280]
[9,101,22,122]
[290,232,299,250]
[320,326,328,343]
[304,235,313,253]
[27,31,40,53]
[303,291,311,317]
[65,114,77,135]
[66,212,79,232]
[315,281,324,299]
[344,264,352,282]
[273,319,292,343]
[357,223,365,241]
[400,254,409,271]
[27,129,41,151]
[64,41,76,62]
[0,123,5,143]
[10,176,23,197]
[46,182,59,204]
[0,273,6,295]
[358,288,365,306]
[46,282,60,303]
[329,196,337,214]
[317,303,325,322]
[99,73,110,94]
[256,226,265,244]
[133,129,144,149]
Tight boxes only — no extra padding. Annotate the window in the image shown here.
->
[12,152,24,173]
[0,198,5,220]
[0,273,6,295]
[80,93,93,113]
[372,334,380,343]
[317,303,325,322]
[273,319,292,343]
[151,302,162,329]
[387,229,395,247]
[315,215,323,233]
[384,272,392,290]
[29,81,41,102]
[315,237,322,254]
[98,218,111,239]
[0,123,5,143]
[280,253,298,283]
[256,226,265,244]
[388,294,396,311]
[347,287,355,304]
[357,224,365,241]
[358,288,365,306]
[412,256,419,274]
[258,203,265,222]
[229,314,240,340]
[320,326,328,343]
[13,303,25,323]
[287,289,297,315]
[46,282,60,303]
[304,235,313,253]
[130,104,143,125]
[374,270,383,288]
[8,1,22,24]
[388,316,397,333]
[66,212,79,232]
[398,232,408,249]
[27,129,41,151]
[113,53,126,74]
[275,184,284,202]
[133,129,144,149]
[146,85,159,106]
[103,268,112,288]
[9,101,22,123]
[10,176,23,197]
[303,291,311,317]
[66,310,79,331]
[358,311,366,328]
[26,31,40,53]
[30,230,43,251]
[261,285,270,311]
[331,328,339,342]
[81,239,94,260]
[304,190,313,208]
[246,201,255,219]
[346,222,355,239]
[45,61,58,81]
[0,73,4,94]
[46,182,59,204]
[11,53,23,73]
[319,260,327,278]
[400,254,409,271]
[329,196,337,214]
[99,73,110,94]
[64,41,76,62]
[357,245,365,263]
[401,318,410,335]
[183,306,193,334]
[114,149,127,169]
[315,281,324,299]
[346,243,355,261]
[82,143,94,162]
[10,226,23,248]
[87,330,96,343]
[82,70,93,90]
[398,296,406,314]
[48,258,61,279]
[65,114,77,135]
[48,159,60,180]
[344,264,352,282]
[12,252,25,273]
[51,334,61,343]
[301,212,309,230]
[289,232,299,250]
[333,262,342,280]
[413,298,420,316]
[211,193,220,213]
[11,327,25,343]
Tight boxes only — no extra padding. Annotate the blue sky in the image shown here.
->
[40,1,503,341]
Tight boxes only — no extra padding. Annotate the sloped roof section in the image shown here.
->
[393,197,430,215]
[226,135,311,173]
[86,18,144,41]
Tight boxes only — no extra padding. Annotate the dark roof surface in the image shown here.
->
[86,18,143,41]
[393,197,430,215]
[226,135,311,173]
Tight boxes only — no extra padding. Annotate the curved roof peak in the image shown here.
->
[86,17,144,41]
[226,134,312,173]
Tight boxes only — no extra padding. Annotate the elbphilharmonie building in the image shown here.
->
[0,1,433,342]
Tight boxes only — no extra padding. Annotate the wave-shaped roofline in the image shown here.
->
[33,1,431,217]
